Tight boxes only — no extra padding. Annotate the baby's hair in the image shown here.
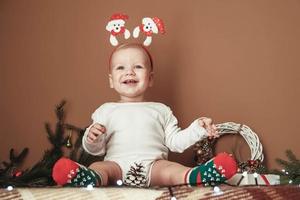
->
[108,43,154,71]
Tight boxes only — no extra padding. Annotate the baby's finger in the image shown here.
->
[212,130,220,138]
[90,127,104,137]
[87,133,97,142]
[206,126,216,135]
[203,118,213,126]
[93,123,106,133]
[87,137,93,143]
[212,124,217,130]
[198,119,205,127]
[206,128,214,137]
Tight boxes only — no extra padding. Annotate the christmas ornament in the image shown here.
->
[65,130,73,148]
[13,170,23,178]
[193,138,216,165]
[238,159,267,174]
[193,122,281,186]
[194,122,264,166]
[106,13,131,46]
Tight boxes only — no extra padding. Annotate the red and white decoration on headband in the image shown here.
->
[133,17,165,46]
[106,14,131,46]
[106,14,165,46]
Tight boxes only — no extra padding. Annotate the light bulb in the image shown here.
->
[6,186,13,191]
[213,186,220,193]
[86,184,94,190]
[213,186,223,195]
[116,179,123,186]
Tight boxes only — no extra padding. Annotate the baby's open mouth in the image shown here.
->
[122,79,138,84]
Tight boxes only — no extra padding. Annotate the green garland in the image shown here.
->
[0,101,99,187]
[272,150,300,185]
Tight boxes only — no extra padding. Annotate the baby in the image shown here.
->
[52,43,237,187]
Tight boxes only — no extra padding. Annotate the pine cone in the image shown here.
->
[124,163,147,187]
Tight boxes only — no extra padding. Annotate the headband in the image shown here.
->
[106,13,165,46]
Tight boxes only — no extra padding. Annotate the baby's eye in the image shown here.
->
[135,65,143,69]
[116,66,125,70]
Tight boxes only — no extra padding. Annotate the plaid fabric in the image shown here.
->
[0,185,299,200]
[157,185,300,200]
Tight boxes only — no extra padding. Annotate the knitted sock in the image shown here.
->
[185,152,237,186]
[52,157,102,187]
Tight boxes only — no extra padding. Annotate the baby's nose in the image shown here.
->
[125,68,135,75]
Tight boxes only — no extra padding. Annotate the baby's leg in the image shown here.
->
[89,161,122,185]
[52,157,122,187]
[150,160,189,186]
[150,153,237,187]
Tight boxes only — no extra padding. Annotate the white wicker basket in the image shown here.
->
[216,122,264,162]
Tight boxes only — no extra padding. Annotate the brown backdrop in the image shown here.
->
[1,0,299,170]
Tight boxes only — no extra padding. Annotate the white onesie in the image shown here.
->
[82,102,207,187]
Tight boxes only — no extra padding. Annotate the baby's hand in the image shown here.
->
[198,117,219,139]
[87,123,106,143]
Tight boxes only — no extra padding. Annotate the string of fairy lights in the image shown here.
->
[5,173,299,200]
[3,115,299,199]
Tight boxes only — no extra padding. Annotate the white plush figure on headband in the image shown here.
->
[106,13,131,46]
[133,17,165,46]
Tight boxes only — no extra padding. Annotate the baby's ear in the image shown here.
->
[109,74,114,88]
[149,72,154,87]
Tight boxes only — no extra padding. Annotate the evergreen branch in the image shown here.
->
[2,161,10,168]
[45,123,54,143]
[16,148,29,163]
[275,158,289,167]
[0,100,90,187]
[9,149,15,161]
[273,149,300,185]
[55,100,66,121]
[54,122,65,147]
[8,148,29,166]
[286,149,299,163]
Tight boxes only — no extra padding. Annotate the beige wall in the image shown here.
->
[1,0,299,170]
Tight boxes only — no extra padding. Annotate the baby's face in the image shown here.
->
[109,47,153,102]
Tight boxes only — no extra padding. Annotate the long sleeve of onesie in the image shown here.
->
[164,106,208,153]
[82,108,107,156]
